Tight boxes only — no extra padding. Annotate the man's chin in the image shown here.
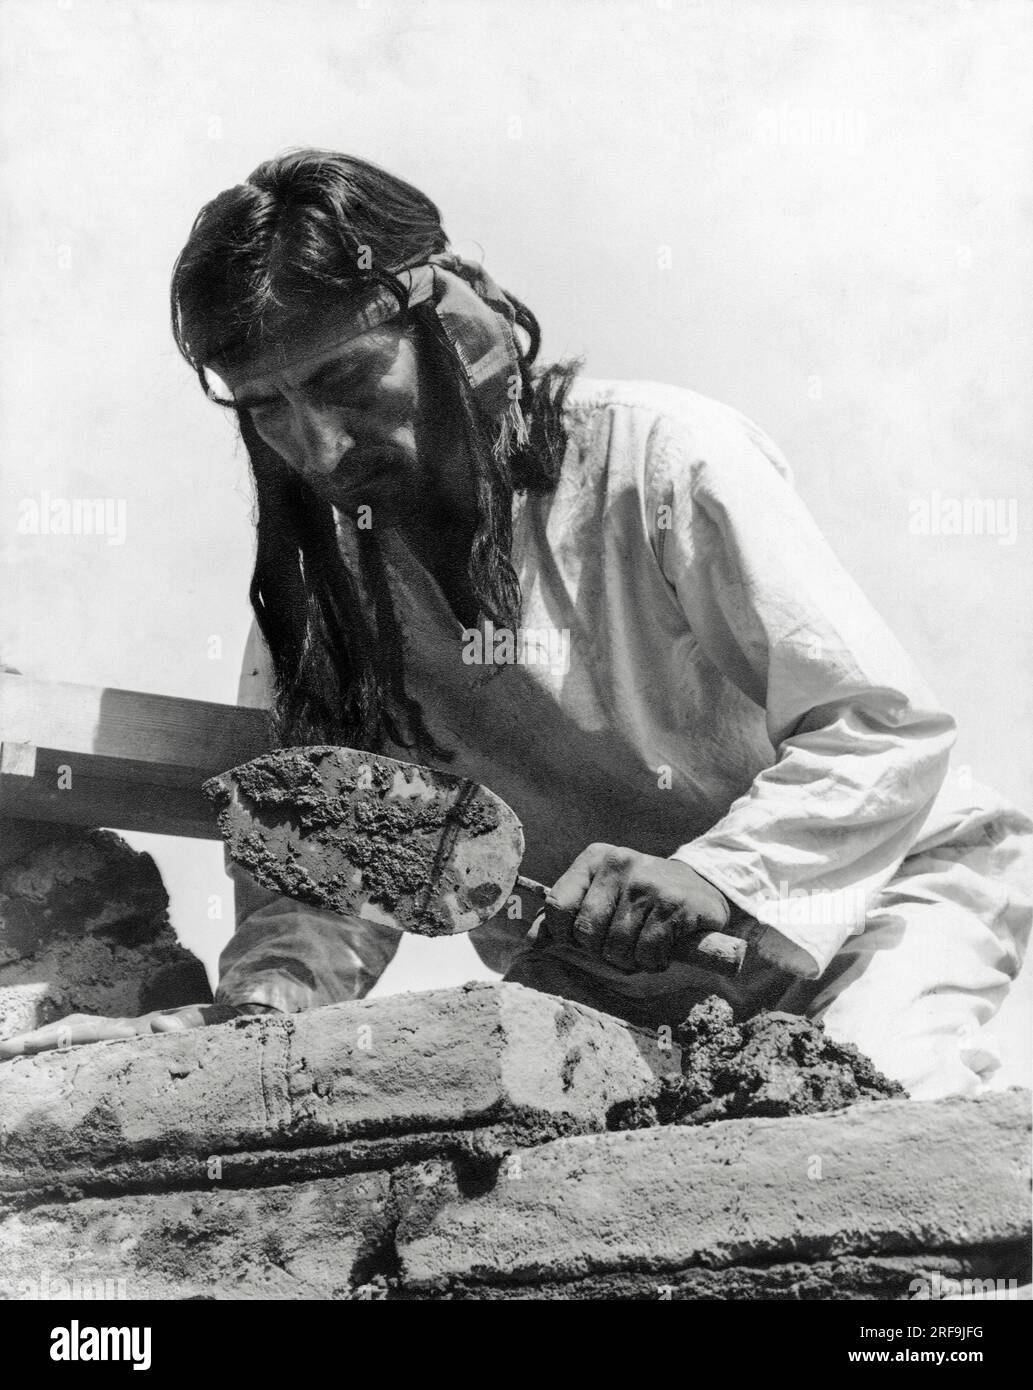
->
[329,485,408,524]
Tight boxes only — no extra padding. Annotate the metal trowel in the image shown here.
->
[203,746,747,978]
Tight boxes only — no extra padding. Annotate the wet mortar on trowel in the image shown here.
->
[206,747,501,934]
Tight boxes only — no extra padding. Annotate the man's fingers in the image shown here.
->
[0,1023,60,1059]
[543,843,616,948]
[572,871,625,961]
[150,1004,240,1032]
[0,1004,233,1060]
[633,909,677,973]
[148,1007,203,1033]
[0,1014,139,1059]
[600,887,653,972]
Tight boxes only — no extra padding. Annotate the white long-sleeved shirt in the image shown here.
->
[218,377,961,1011]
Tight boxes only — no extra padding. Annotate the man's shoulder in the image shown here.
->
[564,376,731,427]
[564,378,728,419]
[561,377,793,485]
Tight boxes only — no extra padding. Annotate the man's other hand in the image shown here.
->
[0,1002,278,1061]
[540,844,732,973]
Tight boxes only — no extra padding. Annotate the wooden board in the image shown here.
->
[0,674,270,840]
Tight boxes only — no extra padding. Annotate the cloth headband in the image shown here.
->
[209,252,529,459]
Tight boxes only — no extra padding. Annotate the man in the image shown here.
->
[3,150,1029,1098]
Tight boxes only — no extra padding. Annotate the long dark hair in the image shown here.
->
[170,150,578,754]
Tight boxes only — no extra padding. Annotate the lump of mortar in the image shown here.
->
[330,830,438,909]
[611,995,904,1130]
[0,826,211,1041]
[210,747,502,934]
[715,1006,906,1119]
[217,747,501,843]
[227,749,360,835]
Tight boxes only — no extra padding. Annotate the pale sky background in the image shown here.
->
[1,0,1030,1082]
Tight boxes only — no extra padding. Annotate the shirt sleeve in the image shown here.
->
[646,406,957,978]
[215,619,400,1012]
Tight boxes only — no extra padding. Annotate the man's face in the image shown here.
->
[216,309,429,518]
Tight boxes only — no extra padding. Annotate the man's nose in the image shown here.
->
[290,405,354,477]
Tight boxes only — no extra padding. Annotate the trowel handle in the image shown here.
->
[515,875,747,980]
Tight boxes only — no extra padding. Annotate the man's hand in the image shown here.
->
[0,1002,277,1061]
[540,844,732,974]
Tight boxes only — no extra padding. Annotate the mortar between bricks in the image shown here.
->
[0,983,673,1193]
[0,983,1028,1301]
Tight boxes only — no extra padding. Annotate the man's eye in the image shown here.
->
[319,376,369,404]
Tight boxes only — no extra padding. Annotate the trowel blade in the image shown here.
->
[203,746,525,936]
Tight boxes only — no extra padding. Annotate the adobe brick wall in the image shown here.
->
[0,983,1028,1300]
